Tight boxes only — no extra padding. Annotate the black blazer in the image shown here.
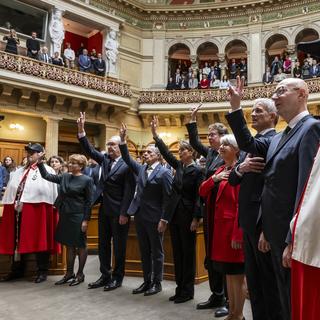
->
[226,110,320,246]
[79,135,136,217]
[94,59,106,73]
[154,136,203,223]
[228,129,276,234]
[119,143,173,223]
[186,122,224,179]
[38,162,94,220]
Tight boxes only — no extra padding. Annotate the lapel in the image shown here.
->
[141,164,148,187]
[148,163,162,182]
[109,158,123,177]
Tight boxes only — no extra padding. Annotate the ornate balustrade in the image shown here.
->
[0,51,132,98]
[139,78,320,104]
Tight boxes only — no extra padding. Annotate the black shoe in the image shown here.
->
[196,294,226,310]
[132,282,151,294]
[103,279,122,291]
[0,272,24,282]
[144,282,162,296]
[34,274,47,284]
[214,306,229,318]
[69,274,85,286]
[88,276,109,289]
[169,294,177,301]
[174,296,193,304]
[54,273,75,285]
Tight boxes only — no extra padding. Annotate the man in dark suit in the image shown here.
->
[228,98,282,320]
[77,112,136,291]
[94,53,106,76]
[186,110,229,316]
[262,66,273,85]
[119,123,172,296]
[226,77,320,320]
[38,47,51,64]
[26,31,40,59]
[78,49,91,72]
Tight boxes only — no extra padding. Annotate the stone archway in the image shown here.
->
[168,43,191,80]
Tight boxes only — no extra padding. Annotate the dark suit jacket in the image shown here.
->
[119,143,172,223]
[78,135,136,217]
[154,136,203,223]
[94,59,106,73]
[186,122,224,179]
[83,164,103,204]
[262,72,273,84]
[226,110,320,246]
[228,129,276,234]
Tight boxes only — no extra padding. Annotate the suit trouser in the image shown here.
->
[11,251,50,275]
[135,214,164,283]
[244,230,282,320]
[170,219,196,297]
[98,205,130,282]
[269,241,291,320]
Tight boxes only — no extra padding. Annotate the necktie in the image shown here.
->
[278,126,291,147]
[146,165,153,177]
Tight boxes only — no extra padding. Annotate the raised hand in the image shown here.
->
[37,151,46,163]
[228,76,245,110]
[119,122,127,142]
[77,112,86,133]
[150,115,159,138]
[190,103,203,122]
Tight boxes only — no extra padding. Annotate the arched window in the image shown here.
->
[168,43,191,79]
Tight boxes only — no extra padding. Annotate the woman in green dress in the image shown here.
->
[38,154,94,286]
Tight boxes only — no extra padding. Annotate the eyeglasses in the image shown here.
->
[272,87,300,97]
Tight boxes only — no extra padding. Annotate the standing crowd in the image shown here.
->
[0,77,320,320]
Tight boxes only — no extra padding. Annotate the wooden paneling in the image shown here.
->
[0,141,27,165]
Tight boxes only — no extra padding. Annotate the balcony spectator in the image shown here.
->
[93,53,106,76]
[180,75,189,90]
[305,53,313,66]
[188,74,198,89]
[76,42,85,57]
[219,75,230,89]
[210,74,220,89]
[200,73,209,89]
[174,68,182,88]
[293,61,302,78]
[283,55,292,74]
[187,67,193,81]
[26,32,40,60]
[239,58,247,79]
[262,66,273,84]
[38,47,51,64]
[90,49,98,72]
[229,58,238,79]
[166,77,176,90]
[213,61,221,80]
[309,59,320,78]
[302,60,311,79]
[3,29,20,55]
[203,62,211,77]
[51,52,64,67]
[78,49,91,72]
[270,56,282,76]
[63,42,75,69]
[273,68,286,83]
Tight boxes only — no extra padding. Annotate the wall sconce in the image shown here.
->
[9,123,24,131]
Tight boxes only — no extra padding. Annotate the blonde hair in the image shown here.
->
[69,154,88,169]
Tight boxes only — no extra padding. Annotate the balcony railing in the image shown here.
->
[139,78,320,104]
[0,51,132,98]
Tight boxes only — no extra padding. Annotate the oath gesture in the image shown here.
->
[77,112,86,133]
[150,115,159,138]
[190,103,202,122]
[119,122,127,142]
[228,76,245,111]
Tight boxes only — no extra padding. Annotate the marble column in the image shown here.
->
[43,117,61,157]
[152,31,166,88]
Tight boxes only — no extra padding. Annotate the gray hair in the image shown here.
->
[108,136,121,144]
[220,134,239,150]
[253,98,277,114]
[147,144,161,156]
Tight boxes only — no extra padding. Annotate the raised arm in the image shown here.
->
[151,115,179,169]
[38,162,62,184]
[119,123,142,175]
[186,104,209,157]
[77,112,104,164]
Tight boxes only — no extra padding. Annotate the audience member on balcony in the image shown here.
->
[210,74,220,89]
[3,29,20,55]
[273,68,286,83]
[262,66,273,85]
[203,62,211,77]
[51,51,64,67]
[187,67,193,81]
[180,75,189,90]
[76,42,85,57]
[78,49,91,72]
[26,32,40,60]
[305,53,313,66]
[309,59,320,78]
[175,68,182,88]
[38,47,51,64]
[229,59,238,80]
[63,42,75,69]
[270,56,282,76]
[166,77,176,90]
[188,74,198,89]
[282,55,292,74]
[239,58,247,79]
[293,61,302,78]
[213,61,221,80]
[302,60,311,79]
[90,49,98,72]
[93,53,106,76]
[219,75,230,89]
[200,73,209,89]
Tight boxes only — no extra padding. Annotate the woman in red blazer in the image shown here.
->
[199,134,245,320]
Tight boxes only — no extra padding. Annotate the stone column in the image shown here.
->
[152,31,166,88]
[43,117,61,157]
[248,28,263,84]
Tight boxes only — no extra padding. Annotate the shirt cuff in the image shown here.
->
[235,164,243,178]
[160,219,168,224]
[229,107,242,113]
[78,131,86,138]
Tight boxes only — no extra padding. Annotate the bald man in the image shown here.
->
[225,77,320,320]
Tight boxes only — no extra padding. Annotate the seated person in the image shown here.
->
[63,43,75,69]
[273,68,286,83]
[188,74,198,89]
[200,73,209,89]
[262,66,273,84]
[38,47,51,64]
[166,77,176,90]
[210,75,220,89]
[51,52,64,67]
[219,75,230,89]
